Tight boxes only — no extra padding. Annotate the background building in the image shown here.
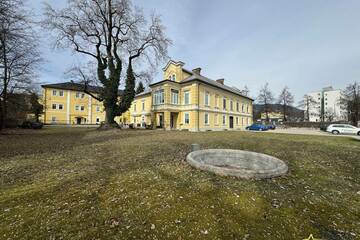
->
[307,86,345,122]
[41,82,129,125]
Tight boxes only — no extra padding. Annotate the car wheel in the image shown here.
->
[332,130,339,135]
[259,128,262,131]
[357,131,360,136]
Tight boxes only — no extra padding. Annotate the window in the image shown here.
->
[96,106,100,112]
[153,89,164,105]
[236,117,239,125]
[80,106,85,111]
[242,104,244,112]
[75,105,79,111]
[52,104,57,110]
[242,117,244,126]
[58,104,63,110]
[204,113,209,125]
[134,102,137,112]
[52,90,57,96]
[168,74,176,81]
[215,95,219,108]
[184,113,190,124]
[205,92,210,106]
[59,91,64,97]
[230,100,233,111]
[236,102,239,112]
[142,101,145,111]
[171,89,179,104]
[96,117,100,124]
[246,105,249,113]
[184,91,190,105]
[51,116,56,123]
[223,98,226,110]
[76,92,85,98]
[222,115,226,125]
[215,114,219,125]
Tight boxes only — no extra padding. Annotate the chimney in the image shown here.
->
[216,78,224,85]
[192,67,202,75]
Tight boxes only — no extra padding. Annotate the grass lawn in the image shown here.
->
[0,128,359,240]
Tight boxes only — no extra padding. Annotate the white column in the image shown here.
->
[88,95,92,124]
[67,90,70,124]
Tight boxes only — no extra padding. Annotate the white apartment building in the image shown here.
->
[307,86,345,122]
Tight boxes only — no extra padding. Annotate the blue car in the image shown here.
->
[246,124,268,131]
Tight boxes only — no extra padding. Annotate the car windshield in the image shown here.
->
[345,125,356,128]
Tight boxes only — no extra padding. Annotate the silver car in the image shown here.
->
[326,124,360,135]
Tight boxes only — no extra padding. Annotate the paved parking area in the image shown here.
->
[267,127,360,139]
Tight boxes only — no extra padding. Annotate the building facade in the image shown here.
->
[130,60,253,131]
[307,86,345,122]
[41,82,129,125]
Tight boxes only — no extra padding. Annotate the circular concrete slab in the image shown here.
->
[186,149,288,179]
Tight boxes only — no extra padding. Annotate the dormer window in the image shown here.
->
[169,74,176,81]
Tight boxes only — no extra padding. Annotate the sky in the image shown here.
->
[30,0,360,102]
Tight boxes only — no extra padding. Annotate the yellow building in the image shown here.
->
[41,82,130,125]
[130,60,253,131]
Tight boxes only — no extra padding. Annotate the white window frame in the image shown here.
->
[171,89,179,105]
[80,105,85,111]
[236,117,239,125]
[215,95,219,108]
[184,91,190,105]
[153,89,164,105]
[58,104,63,110]
[223,97,226,110]
[52,104,57,110]
[75,105,79,111]
[204,91,210,106]
[142,101,145,111]
[59,90,64,97]
[52,90,57,96]
[204,113,209,125]
[96,106,100,112]
[222,114,226,125]
[184,112,190,124]
[236,102,239,112]
[96,117,100,124]
[230,100,233,111]
[134,102,137,112]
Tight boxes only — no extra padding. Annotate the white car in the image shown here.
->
[326,124,360,135]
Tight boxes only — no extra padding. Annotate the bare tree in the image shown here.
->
[298,94,318,121]
[257,82,274,123]
[324,107,336,122]
[341,82,360,126]
[43,0,171,128]
[278,86,294,122]
[0,0,41,130]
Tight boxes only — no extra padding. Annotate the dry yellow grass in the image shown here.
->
[0,128,359,239]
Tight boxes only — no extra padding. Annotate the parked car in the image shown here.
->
[326,124,360,135]
[266,124,276,130]
[246,124,268,131]
[19,121,43,129]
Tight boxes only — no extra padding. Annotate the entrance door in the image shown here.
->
[170,113,178,129]
[159,114,164,128]
[229,116,234,129]
[76,117,82,125]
